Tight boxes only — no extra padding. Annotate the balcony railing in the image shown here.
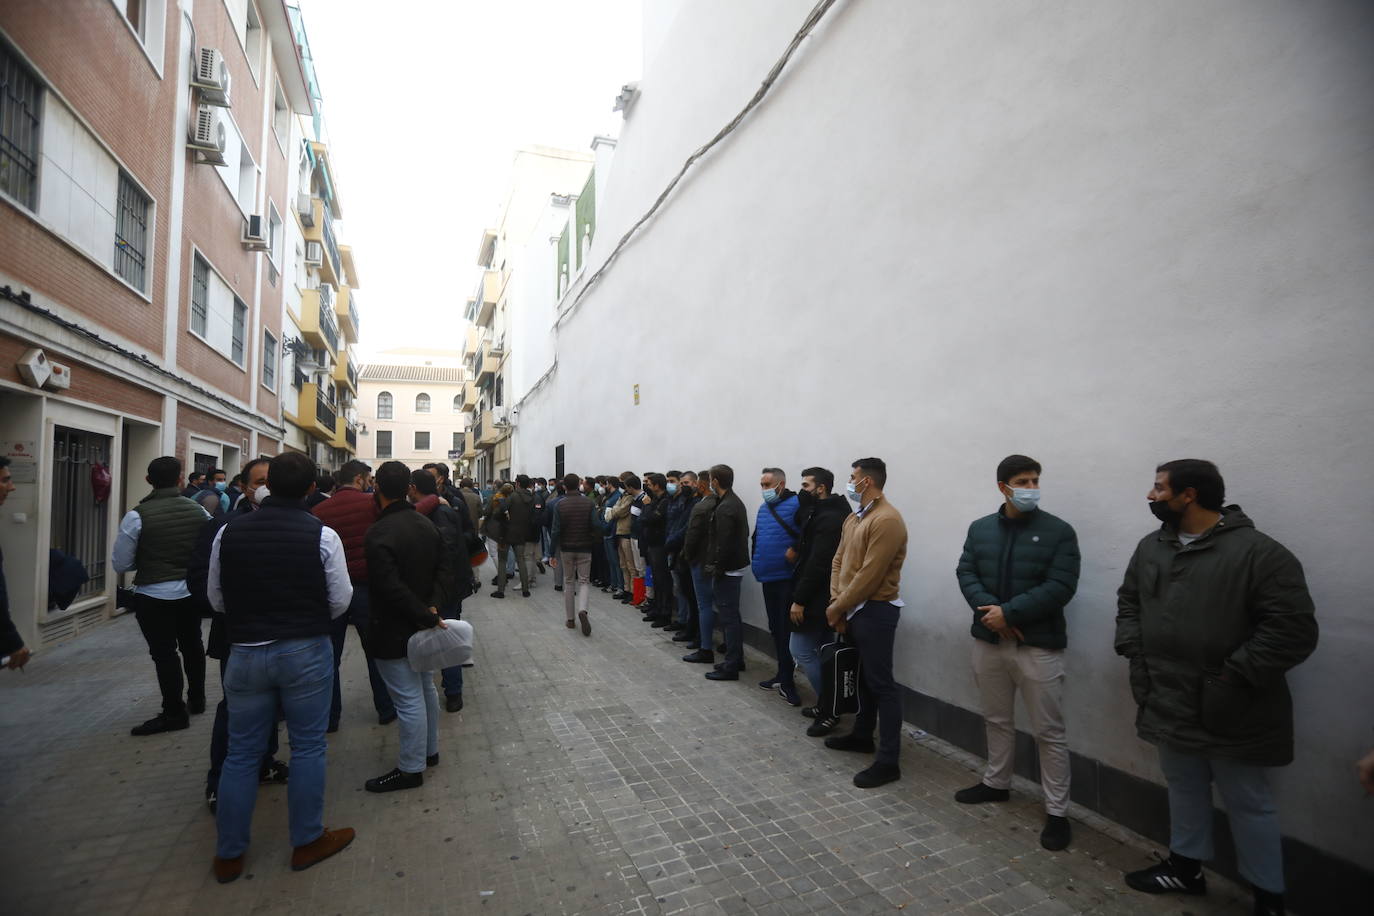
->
[346,289,360,338]
[316,393,337,431]
[317,293,339,353]
[345,423,357,449]
[322,214,343,283]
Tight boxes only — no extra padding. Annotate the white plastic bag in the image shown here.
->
[406,619,474,673]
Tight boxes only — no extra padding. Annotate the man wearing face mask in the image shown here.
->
[954,454,1080,851]
[640,474,675,627]
[824,458,907,789]
[703,465,750,681]
[1115,460,1316,916]
[789,467,850,736]
[664,471,700,642]
[751,467,801,705]
[210,468,231,513]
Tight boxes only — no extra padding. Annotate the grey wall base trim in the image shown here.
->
[739,622,1371,916]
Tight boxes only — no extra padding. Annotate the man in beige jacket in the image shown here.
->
[825,457,908,789]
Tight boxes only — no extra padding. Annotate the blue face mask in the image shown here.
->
[214,481,228,492]
[761,487,780,505]
[666,483,678,495]
[1007,487,1040,512]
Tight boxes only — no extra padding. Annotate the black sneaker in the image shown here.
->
[521,590,531,597]
[801,706,822,719]
[259,760,290,784]
[853,762,901,789]
[554,585,563,592]
[806,716,839,737]
[188,696,207,715]
[426,753,439,767]
[378,711,398,725]
[130,714,190,736]
[671,631,693,642]
[777,683,801,707]
[490,591,505,599]
[1040,815,1071,851]
[954,782,1011,804]
[824,733,875,754]
[446,694,464,713]
[704,669,739,681]
[681,649,714,664]
[1124,859,1208,896]
[365,768,424,793]
[758,678,781,691]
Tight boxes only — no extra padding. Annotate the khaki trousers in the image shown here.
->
[616,537,642,590]
[972,638,1070,816]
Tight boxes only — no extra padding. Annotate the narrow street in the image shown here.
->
[0,560,1254,916]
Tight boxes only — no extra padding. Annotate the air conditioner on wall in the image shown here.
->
[492,406,511,426]
[188,104,227,166]
[297,192,315,226]
[193,48,232,107]
[242,215,269,250]
[304,241,323,266]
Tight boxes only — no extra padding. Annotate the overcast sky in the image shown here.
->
[301,0,643,358]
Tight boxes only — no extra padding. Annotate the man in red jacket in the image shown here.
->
[313,460,396,728]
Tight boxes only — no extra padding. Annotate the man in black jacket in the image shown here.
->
[412,468,471,713]
[550,473,596,636]
[788,467,851,736]
[495,475,536,598]
[703,464,750,681]
[364,461,454,793]
[664,471,700,643]
[640,473,675,628]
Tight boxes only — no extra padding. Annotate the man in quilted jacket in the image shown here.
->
[954,454,1080,852]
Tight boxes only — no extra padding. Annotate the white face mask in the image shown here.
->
[252,484,271,506]
[1006,487,1040,512]
[845,479,864,503]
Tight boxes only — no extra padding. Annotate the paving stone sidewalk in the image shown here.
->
[0,563,1256,915]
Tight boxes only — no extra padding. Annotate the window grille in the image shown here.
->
[262,329,277,390]
[376,430,392,458]
[452,431,462,450]
[377,391,393,419]
[114,173,149,291]
[231,299,247,366]
[0,40,41,210]
[191,255,209,336]
[49,427,112,606]
[415,431,430,451]
[452,394,462,413]
[415,393,431,413]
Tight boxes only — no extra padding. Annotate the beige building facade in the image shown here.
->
[357,349,467,472]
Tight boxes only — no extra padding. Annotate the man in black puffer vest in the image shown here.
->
[206,451,355,884]
[955,454,1080,853]
[113,456,211,736]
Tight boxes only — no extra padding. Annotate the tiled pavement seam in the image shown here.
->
[0,559,1256,915]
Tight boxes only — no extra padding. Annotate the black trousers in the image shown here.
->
[133,593,205,717]
[848,600,902,766]
[646,544,673,619]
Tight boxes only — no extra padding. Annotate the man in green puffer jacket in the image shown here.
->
[954,454,1080,852]
[1115,459,1316,916]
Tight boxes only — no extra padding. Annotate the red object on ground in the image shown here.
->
[632,576,646,606]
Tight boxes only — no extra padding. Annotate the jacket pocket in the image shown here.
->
[1128,656,1152,706]
[1199,672,1258,737]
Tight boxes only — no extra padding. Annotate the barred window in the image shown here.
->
[231,298,247,366]
[415,392,431,413]
[0,39,42,210]
[415,431,430,451]
[452,431,462,450]
[262,329,277,391]
[375,430,392,459]
[114,172,150,291]
[190,254,209,336]
[377,391,393,419]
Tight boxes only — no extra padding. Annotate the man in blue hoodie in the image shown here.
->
[752,467,801,705]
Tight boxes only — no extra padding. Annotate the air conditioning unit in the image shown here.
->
[44,362,72,391]
[296,192,315,226]
[242,215,270,250]
[187,104,227,165]
[304,240,323,266]
[16,348,52,388]
[193,48,232,107]
[492,406,512,427]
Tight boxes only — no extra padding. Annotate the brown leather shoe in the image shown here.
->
[565,619,575,628]
[290,827,356,872]
[213,855,244,884]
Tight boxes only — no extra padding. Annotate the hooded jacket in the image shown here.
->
[1114,506,1318,766]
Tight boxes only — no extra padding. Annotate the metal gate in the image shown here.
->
[50,426,112,606]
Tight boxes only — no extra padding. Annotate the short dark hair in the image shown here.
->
[851,457,886,490]
[187,471,205,483]
[535,477,546,486]
[1157,459,1225,511]
[209,468,226,479]
[241,457,270,483]
[147,456,181,488]
[563,473,580,490]
[410,468,438,496]
[996,454,1041,484]
[267,452,316,499]
[336,459,371,487]
[516,474,532,488]
[460,477,475,489]
[696,469,712,483]
[0,456,11,471]
[315,472,335,493]
[374,461,411,500]
[801,466,834,493]
[622,473,641,491]
[646,472,667,492]
[666,469,682,479]
[709,464,734,491]
[432,462,450,480]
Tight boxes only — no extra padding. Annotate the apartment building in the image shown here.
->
[356,348,467,471]
[0,1,358,649]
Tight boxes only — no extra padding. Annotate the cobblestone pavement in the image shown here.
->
[0,563,1257,915]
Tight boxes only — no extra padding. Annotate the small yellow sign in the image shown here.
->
[633,384,640,406]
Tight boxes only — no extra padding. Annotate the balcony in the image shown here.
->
[476,228,497,267]
[332,348,357,395]
[475,342,499,385]
[336,286,360,343]
[464,324,484,359]
[475,410,499,447]
[339,244,360,288]
[460,381,479,412]
[300,196,325,240]
[320,214,343,286]
[471,269,499,328]
[330,415,357,454]
[297,383,338,441]
[299,286,340,354]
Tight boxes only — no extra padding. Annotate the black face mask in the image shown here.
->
[796,489,816,509]
[1149,498,1184,528]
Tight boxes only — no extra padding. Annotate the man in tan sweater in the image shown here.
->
[825,457,908,788]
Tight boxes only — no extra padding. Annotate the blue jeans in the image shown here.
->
[789,629,827,697]
[216,635,334,858]
[207,657,279,793]
[691,565,716,650]
[332,587,396,723]
[1156,745,1285,893]
[375,657,439,773]
[713,574,744,672]
[760,580,795,684]
[848,601,902,766]
[604,538,624,591]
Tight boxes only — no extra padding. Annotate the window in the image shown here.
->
[262,329,277,391]
[272,81,289,151]
[375,430,391,459]
[0,39,42,210]
[414,431,430,452]
[233,0,264,80]
[231,298,248,366]
[453,394,462,413]
[114,172,150,291]
[190,254,209,336]
[415,393,431,413]
[50,427,113,603]
[122,0,146,39]
[215,114,257,214]
[452,431,462,451]
[267,202,282,266]
[377,391,393,419]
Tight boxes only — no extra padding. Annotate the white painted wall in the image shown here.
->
[511,0,1374,867]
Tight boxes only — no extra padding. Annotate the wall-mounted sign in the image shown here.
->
[633,384,640,406]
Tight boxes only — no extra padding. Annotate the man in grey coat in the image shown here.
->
[1115,459,1316,916]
